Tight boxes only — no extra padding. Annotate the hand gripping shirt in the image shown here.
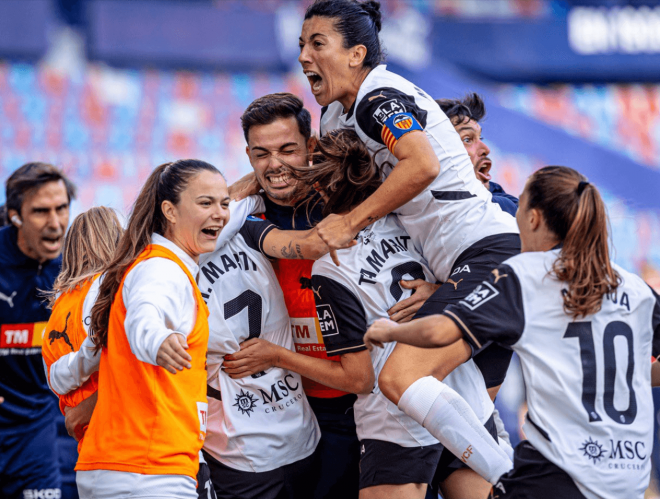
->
[320,65,518,282]
[76,237,209,479]
[311,214,493,446]
[444,249,660,499]
[199,198,320,473]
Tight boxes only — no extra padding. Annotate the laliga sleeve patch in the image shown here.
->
[381,112,423,153]
[316,304,339,338]
[459,282,499,311]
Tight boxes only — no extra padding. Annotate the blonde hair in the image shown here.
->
[48,206,123,307]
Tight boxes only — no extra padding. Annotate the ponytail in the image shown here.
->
[526,166,620,318]
[90,159,219,351]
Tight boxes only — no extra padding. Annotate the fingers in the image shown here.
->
[330,249,340,267]
[390,307,419,324]
[157,334,192,374]
[399,279,426,289]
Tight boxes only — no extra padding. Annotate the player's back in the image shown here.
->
[506,250,655,499]
[198,217,319,473]
[312,215,493,444]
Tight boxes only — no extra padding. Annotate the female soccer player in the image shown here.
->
[224,130,511,499]
[42,206,122,443]
[75,159,230,499]
[298,1,518,495]
[364,166,660,499]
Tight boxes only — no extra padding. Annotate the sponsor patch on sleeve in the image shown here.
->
[381,112,423,153]
[316,304,338,338]
[459,282,499,311]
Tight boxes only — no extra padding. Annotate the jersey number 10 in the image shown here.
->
[564,321,637,425]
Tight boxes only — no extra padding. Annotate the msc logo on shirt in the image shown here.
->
[233,389,258,417]
[316,305,338,337]
[459,282,499,311]
[23,490,62,499]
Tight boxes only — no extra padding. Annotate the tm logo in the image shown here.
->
[580,437,605,464]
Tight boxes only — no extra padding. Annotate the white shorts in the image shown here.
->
[76,470,196,499]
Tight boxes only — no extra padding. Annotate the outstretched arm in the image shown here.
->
[364,315,463,350]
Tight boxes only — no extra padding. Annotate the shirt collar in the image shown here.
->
[151,233,199,277]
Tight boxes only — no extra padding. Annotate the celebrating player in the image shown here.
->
[75,160,229,499]
[364,166,660,499]
[299,1,517,495]
[42,206,122,443]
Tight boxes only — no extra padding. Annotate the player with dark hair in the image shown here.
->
[365,166,660,499]
[436,93,518,216]
[298,1,518,496]
[0,162,76,499]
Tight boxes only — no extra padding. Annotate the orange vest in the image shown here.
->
[272,259,348,399]
[42,276,99,428]
[76,245,209,479]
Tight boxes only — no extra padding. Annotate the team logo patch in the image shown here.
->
[246,215,262,222]
[316,304,338,337]
[393,114,413,130]
[580,437,605,464]
[233,389,258,417]
[459,282,499,310]
[372,99,405,125]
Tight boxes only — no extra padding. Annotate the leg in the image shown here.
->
[360,483,427,499]
[440,469,491,499]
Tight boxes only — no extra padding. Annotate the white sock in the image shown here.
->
[398,376,513,484]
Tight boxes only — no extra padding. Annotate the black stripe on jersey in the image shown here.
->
[355,87,428,147]
[239,218,277,255]
[443,264,525,351]
[526,413,551,442]
[207,384,222,401]
[649,285,660,357]
[311,274,368,356]
[431,190,477,201]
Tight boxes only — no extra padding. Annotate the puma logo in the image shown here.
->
[0,290,17,308]
[368,91,386,101]
[48,311,74,352]
[312,286,322,300]
[446,278,463,290]
[492,269,508,284]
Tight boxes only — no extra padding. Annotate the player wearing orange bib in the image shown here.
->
[41,207,122,446]
[75,160,230,499]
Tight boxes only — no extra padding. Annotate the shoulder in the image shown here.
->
[126,256,191,287]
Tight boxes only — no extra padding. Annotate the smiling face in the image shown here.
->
[11,180,70,263]
[245,116,315,206]
[453,118,492,187]
[162,170,230,261]
[298,16,366,109]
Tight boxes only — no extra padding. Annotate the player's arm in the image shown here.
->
[316,89,440,250]
[652,359,660,387]
[364,315,462,350]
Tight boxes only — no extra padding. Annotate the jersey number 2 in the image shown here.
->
[564,321,637,425]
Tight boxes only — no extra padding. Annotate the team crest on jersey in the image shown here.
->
[580,437,605,464]
[373,99,405,125]
[393,114,413,130]
[459,282,499,310]
[233,389,258,417]
[246,215,262,222]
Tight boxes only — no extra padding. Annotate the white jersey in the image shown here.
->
[320,65,518,282]
[311,215,493,447]
[443,249,660,499]
[198,199,320,473]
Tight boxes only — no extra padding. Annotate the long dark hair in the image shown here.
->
[288,129,381,217]
[526,166,620,318]
[90,159,219,351]
[304,0,384,69]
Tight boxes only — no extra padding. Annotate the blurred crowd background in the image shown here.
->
[0,0,659,496]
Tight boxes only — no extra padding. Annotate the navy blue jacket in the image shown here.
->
[489,181,518,217]
[0,225,61,430]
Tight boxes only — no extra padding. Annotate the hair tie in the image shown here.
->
[577,180,589,196]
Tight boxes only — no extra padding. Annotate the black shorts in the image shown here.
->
[203,448,320,499]
[359,439,443,489]
[490,441,586,499]
[197,462,217,499]
[430,412,498,489]
[415,233,520,389]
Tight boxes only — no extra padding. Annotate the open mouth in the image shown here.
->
[305,71,323,93]
[41,236,62,252]
[266,172,291,188]
[201,226,221,238]
[477,160,492,182]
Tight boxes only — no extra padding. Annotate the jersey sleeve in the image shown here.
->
[650,286,660,357]
[214,196,266,251]
[311,274,368,356]
[355,87,428,153]
[443,264,525,351]
[238,216,277,255]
